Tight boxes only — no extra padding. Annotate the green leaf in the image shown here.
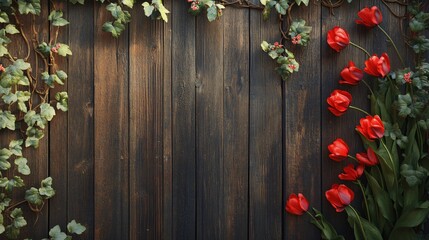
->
[345,207,383,240]
[10,208,26,228]
[207,5,218,22]
[39,177,55,198]
[14,157,30,175]
[13,59,30,70]
[102,21,125,38]
[40,103,56,121]
[57,44,72,56]
[275,0,288,15]
[394,201,429,228]
[25,187,43,206]
[152,0,169,22]
[311,208,345,240]
[295,0,309,6]
[48,10,69,26]
[142,2,155,17]
[0,12,9,23]
[122,0,135,8]
[0,45,8,57]
[9,139,23,156]
[17,0,41,15]
[5,24,19,34]
[0,110,15,130]
[67,220,86,235]
[366,172,395,223]
[55,92,68,112]
[49,225,67,240]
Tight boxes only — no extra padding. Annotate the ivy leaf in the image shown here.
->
[57,43,72,56]
[142,2,155,17]
[69,0,84,4]
[67,220,86,235]
[0,12,9,23]
[260,0,268,5]
[40,103,56,121]
[25,126,44,148]
[0,148,12,170]
[295,0,309,6]
[207,5,218,22]
[56,70,68,81]
[152,0,169,22]
[49,225,67,240]
[48,10,69,26]
[25,187,43,206]
[55,92,68,112]
[122,0,134,8]
[0,110,15,130]
[9,139,23,156]
[13,59,30,70]
[15,157,30,175]
[5,24,19,34]
[39,177,55,198]
[0,45,8,57]
[10,208,27,228]
[275,0,289,15]
[2,92,17,104]
[102,21,125,38]
[17,0,41,15]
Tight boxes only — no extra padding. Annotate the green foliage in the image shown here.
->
[261,40,300,80]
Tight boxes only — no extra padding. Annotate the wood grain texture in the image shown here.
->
[283,3,322,239]
[223,6,250,240]
[94,3,129,240]
[171,1,197,239]
[129,7,164,240]
[67,3,94,239]
[195,7,224,240]
[249,1,283,239]
[49,0,69,230]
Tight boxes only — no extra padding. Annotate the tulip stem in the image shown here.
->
[348,205,368,240]
[377,25,405,67]
[348,155,358,162]
[380,139,398,190]
[357,180,371,223]
[349,105,370,116]
[361,79,375,96]
[349,41,371,57]
[305,211,319,224]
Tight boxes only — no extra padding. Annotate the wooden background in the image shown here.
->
[9,0,410,239]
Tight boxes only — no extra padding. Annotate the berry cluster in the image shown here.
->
[291,34,301,45]
[51,43,61,53]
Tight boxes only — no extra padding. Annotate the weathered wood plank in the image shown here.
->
[171,1,197,239]
[129,8,164,240]
[249,1,283,239]
[283,3,321,239]
[223,6,250,240]
[49,0,69,230]
[94,3,129,240]
[67,3,94,239]
[163,0,173,239]
[195,8,224,240]
[321,1,369,238]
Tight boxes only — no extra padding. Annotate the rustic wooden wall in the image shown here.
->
[10,0,409,239]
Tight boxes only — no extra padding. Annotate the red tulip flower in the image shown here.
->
[356,148,379,166]
[364,53,391,77]
[328,138,349,162]
[327,27,350,52]
[285,193,309,216]
[356,6,383,28]
[356,115,385,141]
[325,184,354,212]
[327,90,352,116]
[338,164,365,181]
[339,61,364,85]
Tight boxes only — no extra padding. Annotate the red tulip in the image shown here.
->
[328,138,349,162]
[285,193,309,215]
[327,27,350,52]
[356,115,385,141]
[356,148,379,166]
[325,184,354,212]
[338,164,365,181]
[356,6,383,28]
[327,90,352,116]
[364,53,391,77]
[339,61,364,85]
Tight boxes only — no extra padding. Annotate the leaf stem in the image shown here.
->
[361,79,375,96]
[380,139,398,190]
[357,180,371,222]
[377,25,405,67]
[348,205,368,240]
[349,105,370,116]
[350,41,371,57]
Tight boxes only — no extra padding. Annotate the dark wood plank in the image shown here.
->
[67,3,94,239]
[283,3,321,239]
[321,1,369,238]
[222,6,250,240]
[171,1,197,239]
[49,0,69,230]
[195,8,224,240]
[94,4,129,240]
[249,1,283,239]
[129,7,164,240]
[162,0,173,239]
